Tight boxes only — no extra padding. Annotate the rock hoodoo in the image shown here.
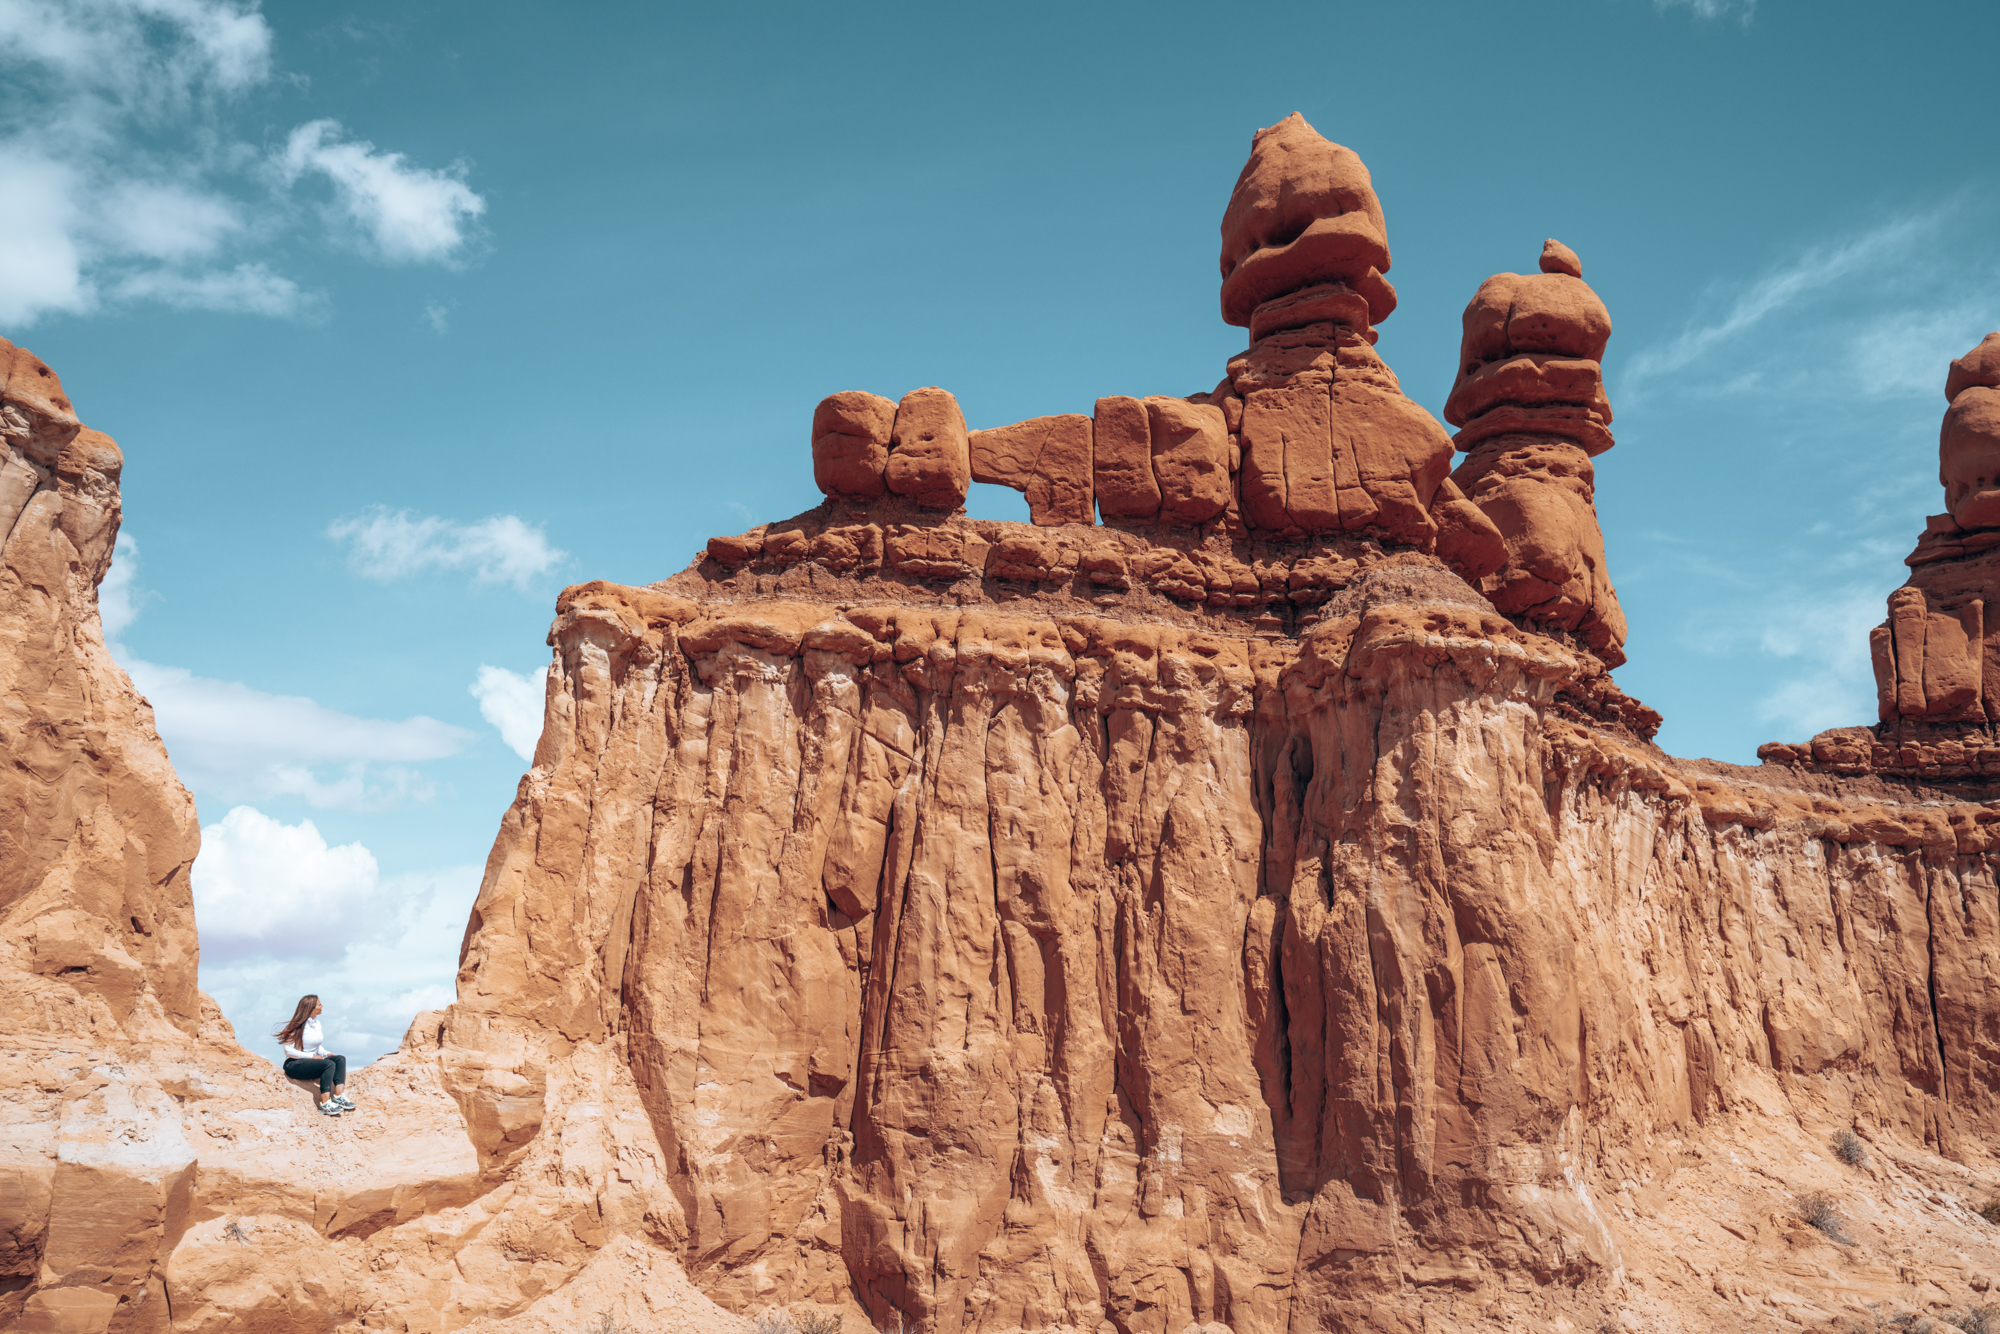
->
[18,115,2000,1334]
[1760,329,2000,777]
[1441,241,1627,664]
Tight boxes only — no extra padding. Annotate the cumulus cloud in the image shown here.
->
[328,507,566,593]
[0,0,485,325]
[280,120,485,263]
[469,664,547,761]
[124,656,473,810]
[191,804,478,1062]
[193,805,379,960]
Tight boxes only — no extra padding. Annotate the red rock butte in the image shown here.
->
[11,115,2000,1334]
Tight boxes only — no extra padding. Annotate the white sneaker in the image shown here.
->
[319,1100,344,1116]
[331,1095,355,1110]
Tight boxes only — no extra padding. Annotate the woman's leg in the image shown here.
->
[283,1057,334,1096]
[329,1054,347,1095]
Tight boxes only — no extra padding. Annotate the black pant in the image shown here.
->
[284,1055,346,1095]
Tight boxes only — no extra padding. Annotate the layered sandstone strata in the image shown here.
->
[19,112,2000,1334]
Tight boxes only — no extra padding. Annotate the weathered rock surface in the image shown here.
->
[1444,245,1628,665]
[20,118,2000,1334]
[0,340,748,1334]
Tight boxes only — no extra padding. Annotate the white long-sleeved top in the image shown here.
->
[282,1017,328,1060]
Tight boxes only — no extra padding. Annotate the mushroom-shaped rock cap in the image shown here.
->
[1220,113,1393,329]
[1540,239,1582,278]
[1947,332,2000,404]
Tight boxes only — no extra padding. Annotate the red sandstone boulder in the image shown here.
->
[1942,387,2000,530]
[1219,113,1394,330]
[1091,395,1159,521]
[884,388,970,510]
[1946,331,2000,403]
[812,391,896,500]
[1539,237,1582,278]
[1143,397,1230,525]
[0,336,81,465]
[968,415,1093,526]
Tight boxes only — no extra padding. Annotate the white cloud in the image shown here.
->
[469,664,547,761]
[1681,582,1894,742]
[191,806,478,1062]
[280,120,485,264]
[0,147,86,324]
[328,507,566,593]
[1622,211,1944,400]
[98,530,143,639]
[124,656,473,810]
[423,299,450,334]
[193,805,379,960]
[0,0,484,325]
[111,261,305,316]
[1652,0,1755,22]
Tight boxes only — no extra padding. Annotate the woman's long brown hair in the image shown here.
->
[275,994,319,1049]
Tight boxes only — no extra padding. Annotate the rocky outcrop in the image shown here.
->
[20,111,2000,1334]
[0,339,747,1334]
[1442,242,1627,665]
[1760,330,2000,775]
[810,115,1506,582]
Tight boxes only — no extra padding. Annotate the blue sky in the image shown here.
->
[6,0,1997,1058]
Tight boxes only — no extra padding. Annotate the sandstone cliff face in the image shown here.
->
[0,339,747,1334]
[433,528,2000,1332]
[18,112,2000,1334]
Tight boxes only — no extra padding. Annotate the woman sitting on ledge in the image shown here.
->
[277,993,353,1117]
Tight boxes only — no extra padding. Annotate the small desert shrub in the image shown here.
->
[584,1316,633,1334]
[1947,1307,2000,1334]
[1796,1189,1854,1244]
[1979,1198,2000,1225]
[755,1310,842,1334]
[1834,1127,1869,1167]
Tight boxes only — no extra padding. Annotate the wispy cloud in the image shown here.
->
[1652,0,1755,24]
[469,664,547,761]
[111,261,308,316]
[0,0,486,325]
[1622,210,1951,401]
[125,656,474,810]
[279,120,485,264]
[328,507,566,593]
[1681,582,1893,741]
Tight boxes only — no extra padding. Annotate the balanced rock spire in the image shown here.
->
[1442,241,1627,664]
